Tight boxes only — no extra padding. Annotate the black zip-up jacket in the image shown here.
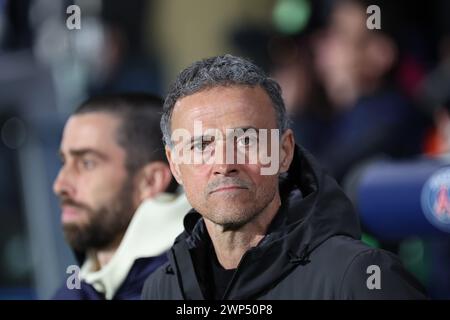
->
[142,146,426,299]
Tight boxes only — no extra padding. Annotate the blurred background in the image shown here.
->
[1,0,450,299]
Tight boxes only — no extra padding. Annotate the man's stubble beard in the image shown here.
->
[203,185,279,232]
[62,177,136,252]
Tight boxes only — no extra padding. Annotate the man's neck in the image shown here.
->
[90,235,124,270]
[204,194,281,270]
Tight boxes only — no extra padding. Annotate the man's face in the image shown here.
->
[167,86,294,230]
[53,112,136,252]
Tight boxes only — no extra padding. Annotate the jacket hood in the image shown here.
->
[170,145,361,299]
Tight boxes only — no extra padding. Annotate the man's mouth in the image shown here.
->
[61,205,83,223]
[210,185,248,194]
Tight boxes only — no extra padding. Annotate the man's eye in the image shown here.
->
[81,159,96,170]
[191,141,210,152]
[237,135,257,147]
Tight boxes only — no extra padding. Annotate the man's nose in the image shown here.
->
[53,167,76,197]
[213,162,239,176]
[210,139,240,176]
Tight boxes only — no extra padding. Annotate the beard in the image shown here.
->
[60,177,135,252]
[207,190,277,231]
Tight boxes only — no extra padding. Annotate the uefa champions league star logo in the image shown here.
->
[421,167,450,233]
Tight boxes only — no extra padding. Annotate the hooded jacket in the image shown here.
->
[141,146,426,300]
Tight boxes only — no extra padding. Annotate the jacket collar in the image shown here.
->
[80,193,191,299]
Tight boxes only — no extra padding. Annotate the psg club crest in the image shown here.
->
[421,167,450,233]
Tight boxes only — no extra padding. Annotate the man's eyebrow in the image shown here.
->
[228,126,259,132]
[187,127,260,143]
[59,148,109,160]
[190,134,216,144]
[227,126,260,136]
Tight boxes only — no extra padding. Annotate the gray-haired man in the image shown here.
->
[142,54,426,300]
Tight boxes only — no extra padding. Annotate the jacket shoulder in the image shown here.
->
[141,262,181,300]
[319,236,427,299]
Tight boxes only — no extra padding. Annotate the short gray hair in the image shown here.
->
[160,54,290,147]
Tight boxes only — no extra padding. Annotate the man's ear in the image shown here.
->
[135,161,173,203]
[165,146,183,185]
[279,129,295,174]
